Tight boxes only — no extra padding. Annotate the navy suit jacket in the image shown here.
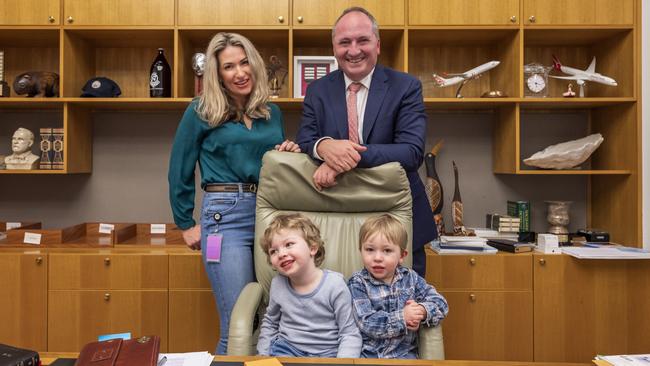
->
[295,64,437,248]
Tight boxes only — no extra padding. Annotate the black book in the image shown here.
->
[487,239,535,253]
[0,343,40,366]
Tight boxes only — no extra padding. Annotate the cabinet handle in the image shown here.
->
[469,293,476,302]
[67,16,74,24]
[104,257,111,266]
[539,258,546,266]
[278,16,284,23]
[469,258,476,266]
[297,16,304,23]
[528,15,536,23]
[104,293,111,301]
[35,256,43,265]
[48,16,56,23]
[510,16,517,23]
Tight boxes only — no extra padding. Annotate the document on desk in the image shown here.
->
[596,354,650,366]
[158,352,214,366]
[562,247,650,259]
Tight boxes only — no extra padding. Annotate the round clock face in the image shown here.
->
[527,74,546,93]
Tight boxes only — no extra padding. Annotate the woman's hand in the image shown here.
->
[182,225,202,250]
[275,139,301,153]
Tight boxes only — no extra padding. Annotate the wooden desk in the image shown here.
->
[40,353,592,366]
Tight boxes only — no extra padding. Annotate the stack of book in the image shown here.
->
[486,214,520,233]
[431,236,497,255]
[507,200,530,232]
[471,227,519,241]
[486,239,535,253]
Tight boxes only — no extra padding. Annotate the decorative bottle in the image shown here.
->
[149,48,171,97]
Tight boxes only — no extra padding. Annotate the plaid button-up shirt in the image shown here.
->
[348,266,448,358]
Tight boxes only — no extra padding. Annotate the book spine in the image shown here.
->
[52,127,64,170]
[39,127,53,169]
[508,201,530,232]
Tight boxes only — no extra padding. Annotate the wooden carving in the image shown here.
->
[425,140,445,236]
[13,71,59,97]
[451,161,468,236]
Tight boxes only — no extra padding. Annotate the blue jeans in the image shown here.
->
[200,188,256,355]
[270,337,338,358]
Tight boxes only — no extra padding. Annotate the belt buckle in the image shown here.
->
[249,183,257,193]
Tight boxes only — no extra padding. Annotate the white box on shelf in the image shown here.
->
[536,234,561,254]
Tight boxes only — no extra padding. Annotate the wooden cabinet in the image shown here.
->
[426,252,533,361]
[409,0,519,25]
[0,252,47,351]
[0,0,60,25]
[533,255,650,362]
[48,290,168,352]
[523,0,634,25]
[168,253,220,352]
[63,0,174,26]
[293,0,404,26]
[177,0,289,26]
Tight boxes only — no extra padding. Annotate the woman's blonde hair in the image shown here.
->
[197,32,270,127]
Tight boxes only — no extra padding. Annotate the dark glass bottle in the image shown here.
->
[149,48,171,97]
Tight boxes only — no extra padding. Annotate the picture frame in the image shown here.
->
[293,56,338,98]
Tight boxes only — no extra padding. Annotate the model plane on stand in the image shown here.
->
[550,55,617,97]
[432,60,500,98]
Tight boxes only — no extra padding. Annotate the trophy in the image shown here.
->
[0,50,10,97]
[191,52,206,96]
[266,55,287,98]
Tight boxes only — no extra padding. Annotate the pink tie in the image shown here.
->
[347,82,362,144]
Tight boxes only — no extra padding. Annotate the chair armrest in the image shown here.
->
[227,282,264,356]
[418,323,445,360]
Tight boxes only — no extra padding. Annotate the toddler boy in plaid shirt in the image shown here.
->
[348,214,448,358]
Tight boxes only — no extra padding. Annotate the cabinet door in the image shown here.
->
[177,0,289,26]
[169,290,220,352]
[293,0,404,26]
[48,290,168,352]
[533,255,650,363]
[63,0,174,26]
[426,253,532,290]
[0,0,59,25]
[0,253,47,351]
[523,0,633,25]
[441,291,533,361]
[409,0,519,25]
[49,253,168,290]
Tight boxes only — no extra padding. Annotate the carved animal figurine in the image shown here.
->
[425,140,446,236]
[451,161,470,236]
[13,71,59,97]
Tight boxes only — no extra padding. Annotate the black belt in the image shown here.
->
[204,183,257,193]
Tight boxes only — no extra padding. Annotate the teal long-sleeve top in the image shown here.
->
[168,101,285,230]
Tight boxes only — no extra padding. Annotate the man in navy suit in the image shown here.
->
[295,7,436,276]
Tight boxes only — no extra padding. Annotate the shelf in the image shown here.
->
[65,98,191,110]
[510,169,632,175]
[0,169,70,174]
[424,98,517,109]
[519,97,636,108]
[0,98,64,109]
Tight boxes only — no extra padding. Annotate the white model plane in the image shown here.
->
[432,61,500,98]
[550,55,617,97]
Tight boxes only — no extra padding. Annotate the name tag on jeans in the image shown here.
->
[206,234,223,263]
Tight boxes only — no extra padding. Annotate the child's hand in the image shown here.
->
[403,300,426,331]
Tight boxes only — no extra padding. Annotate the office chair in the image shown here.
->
[227,151,444,360]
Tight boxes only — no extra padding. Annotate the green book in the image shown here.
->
[507,201,530,232]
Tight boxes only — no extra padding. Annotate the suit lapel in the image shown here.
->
[327,70,348,139]
[362,65,388,142]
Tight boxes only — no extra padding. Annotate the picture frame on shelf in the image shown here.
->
[293,56,338,98]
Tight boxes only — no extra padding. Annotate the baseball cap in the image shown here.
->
[80,77,122,97]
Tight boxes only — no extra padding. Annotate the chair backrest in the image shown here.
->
[254,151,413,296]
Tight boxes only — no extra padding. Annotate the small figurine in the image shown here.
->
[266,55,287,98]
[425,140,446,237]
[5,127,40,169]
[563,83,576,98]
[13,71,59,97]
[191,53,206,96]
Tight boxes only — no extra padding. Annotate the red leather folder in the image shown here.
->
[75,336,160,366]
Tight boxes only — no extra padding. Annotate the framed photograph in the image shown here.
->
[293,56,338,98]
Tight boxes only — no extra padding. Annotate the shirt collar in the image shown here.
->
[344,67,375,91]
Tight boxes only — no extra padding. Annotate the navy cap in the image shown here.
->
[80,77,121,97]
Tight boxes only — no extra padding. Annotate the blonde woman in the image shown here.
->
[168,32,299,354]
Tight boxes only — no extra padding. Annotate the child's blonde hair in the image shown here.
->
[358,214,408,252]
[261,213,326,266]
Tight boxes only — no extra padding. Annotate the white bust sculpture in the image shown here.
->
[5,127,40,169]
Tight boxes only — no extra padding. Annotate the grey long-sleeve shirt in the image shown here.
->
[257,270,362,358]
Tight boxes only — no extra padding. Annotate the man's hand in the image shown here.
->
[275,139,301,152]
[317,139,367,173]
[182,225,201,250]
[313,163,340,191]
[404,300,426,331]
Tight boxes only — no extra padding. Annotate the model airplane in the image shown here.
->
[550,55,617,97]
[432,61,500,98]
